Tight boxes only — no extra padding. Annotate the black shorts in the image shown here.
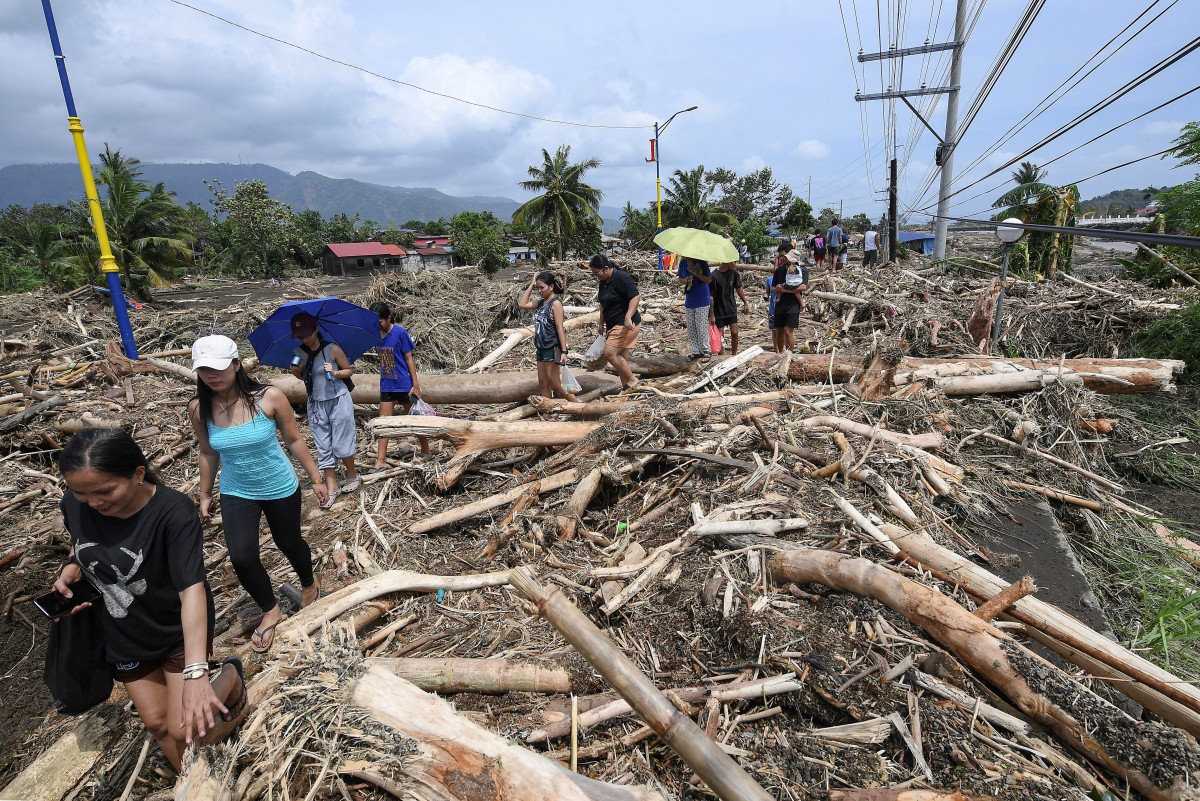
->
[380,390,412,405]
[773,308,800,329]
[713,314,737,329]
[863,249,878,265]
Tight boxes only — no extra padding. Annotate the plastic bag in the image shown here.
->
[561,365,582,394]
[43,602,113,715]
[583,334,606,361]
[408,397,437,416]
[708,323,724,356]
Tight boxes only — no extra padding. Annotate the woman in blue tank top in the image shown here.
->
[187,335,329,654]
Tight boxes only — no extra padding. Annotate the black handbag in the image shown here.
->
[43,602,113,715]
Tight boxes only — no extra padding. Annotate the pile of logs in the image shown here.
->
[0,255,1198,801]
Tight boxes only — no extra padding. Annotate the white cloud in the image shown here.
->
[1142,121,1184,137]
[795,140,830,159]
[988,151,1019,167]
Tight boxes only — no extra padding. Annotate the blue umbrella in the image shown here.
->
[248,297,382,368]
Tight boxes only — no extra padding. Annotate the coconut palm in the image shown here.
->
[24,222,83,291]
[993,161,1055,219]
[513,145,603,261]
[94,146,193,297]
[663,166,735,232]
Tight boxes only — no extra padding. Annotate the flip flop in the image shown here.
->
[219,656,247,722]
[301,580,322,608]
[250,622,278,654]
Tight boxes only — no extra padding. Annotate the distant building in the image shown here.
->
[898,231,936,255]
[322,242,407,276]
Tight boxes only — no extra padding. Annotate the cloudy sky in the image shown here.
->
[3,0,1198,224]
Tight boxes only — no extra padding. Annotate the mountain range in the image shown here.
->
[0,162,624,232]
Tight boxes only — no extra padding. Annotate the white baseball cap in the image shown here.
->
[191,335,239,370]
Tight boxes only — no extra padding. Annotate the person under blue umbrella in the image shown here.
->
[289,312,360,506]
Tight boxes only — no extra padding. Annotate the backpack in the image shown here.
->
[299,340,355,395]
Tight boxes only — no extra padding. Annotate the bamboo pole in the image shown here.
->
[509,568,774,801]
[368,657,571,694]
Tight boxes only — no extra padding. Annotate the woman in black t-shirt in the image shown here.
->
[52,428,245,770]
[588,254,642,389]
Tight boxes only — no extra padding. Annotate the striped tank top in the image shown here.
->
[206,399,298,500]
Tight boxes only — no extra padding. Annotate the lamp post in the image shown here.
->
[990,218,1025,347]
[646,105,698,270]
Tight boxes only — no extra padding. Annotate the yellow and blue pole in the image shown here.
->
[652,123,663,270]
[40,0,139,358]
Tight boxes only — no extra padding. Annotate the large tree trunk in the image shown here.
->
[775,355,1185,395]
[769,548,1200,801]
[353,665,664,801]
[467,312,603,373]
[368,415,600,489]
[1,714,121,801]
[269,371,619,405]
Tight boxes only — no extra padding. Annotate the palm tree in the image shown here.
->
[94,146,193,296]
[24,222,82,291]
[513,145,603,261]
[993,161,1054,219]
[663,166,736,232]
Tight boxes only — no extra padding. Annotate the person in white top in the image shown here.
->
[862,226,879,267]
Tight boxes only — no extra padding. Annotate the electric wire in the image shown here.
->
[954,0,1046,142]
[944,0,1179,201]
[915,33,1200,212]
[168,0,652,129]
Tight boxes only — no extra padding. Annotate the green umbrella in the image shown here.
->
[653,227,739,264]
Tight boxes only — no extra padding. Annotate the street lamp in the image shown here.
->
[990,218,1025,346]
[646,105,698,270]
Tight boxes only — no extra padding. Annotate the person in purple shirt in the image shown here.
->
[676,255,713,361]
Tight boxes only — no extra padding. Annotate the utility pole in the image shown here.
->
[933,0,968,261]
[889,158,899,263]
[856,4,965,261]
[807,176,811,206]
[838,199,843,219]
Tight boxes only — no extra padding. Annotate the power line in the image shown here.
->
[955,0,1046,141]
[946,0,1179,198]
[916,34,1200,211]
[168,0,652,130]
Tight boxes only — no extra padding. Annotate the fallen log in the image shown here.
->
[368,657,571,694]
[353,665,664,801]
[409,469,580,535]
[794,416,947,451]
[527,387,828,418]
[775,354,1186,395]
[269,370,619,405]
[510,568,774,801]
[875,523,1200,738]
[769,548,1200,801]
[1,713,121,800]
[829,791,996,801]
[368,415,601,490]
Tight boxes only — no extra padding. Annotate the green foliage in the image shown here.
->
[450,211,508,275]
[846,212,872,232]
[421,218,450,235]
[1157,177,1200,235]
[94,146,193,298]
[779,197,815,235]
[729,216,774,259]
[1134,302,1200,384]
[207,178,294,278]
[527,214,602,264]
[704,166,793,225]
[1167,121,1200,168]
[618,202,657,250]
[1079,186,1167,216]
[991,178,1080,277]
[663,166,735,232]
[514,145,603,261]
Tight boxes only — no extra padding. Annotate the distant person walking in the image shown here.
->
[518,271,579,403]
[588,255,642,390]
[289,312,360,503]
[863,225,879,267]
[827,218,847,269]
[709,261,751,355]
[676,255,713,362]
[189,335,326,655]
[367,301,430,470]
[811,227,827,270]
[738,241,750,264]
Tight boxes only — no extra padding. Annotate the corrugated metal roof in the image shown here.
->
[325,242,406,257]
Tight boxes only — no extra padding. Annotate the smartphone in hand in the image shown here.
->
[33,580,102,619]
